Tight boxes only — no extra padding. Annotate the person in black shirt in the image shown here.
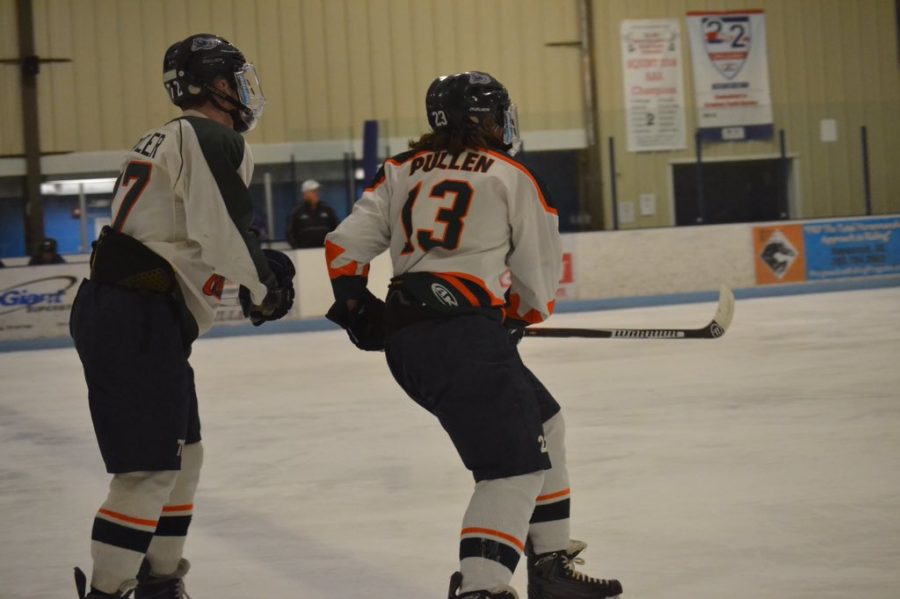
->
[28,238,66,265]
[286,179,338,248]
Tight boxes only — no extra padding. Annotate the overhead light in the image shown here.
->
[41,177,117,196]
[354,167,365,180]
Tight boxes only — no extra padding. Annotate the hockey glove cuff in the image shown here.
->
[326,289,386,351]
[240,250,296,326]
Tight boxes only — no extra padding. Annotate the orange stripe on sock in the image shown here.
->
[460,527,525,552]
[97,508,158,528]
[161,504,193,513]
[536,488,571,502]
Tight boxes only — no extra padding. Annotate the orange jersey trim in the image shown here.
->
[434,273,479,306]
[365,151,432,192]
[461,527,526,552]
[536,488,571,502]
[161,504,194,513]
[481,149,558,216]
[507,293,555,324]
[387,150,430,167]
[441,271,504,306]
[325,240,370,280]
[97,508,158,528]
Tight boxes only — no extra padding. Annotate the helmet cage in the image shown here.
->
[231,63,265,132]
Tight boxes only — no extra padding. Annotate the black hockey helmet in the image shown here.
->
[425,71,521,154]
[162,33,265,133]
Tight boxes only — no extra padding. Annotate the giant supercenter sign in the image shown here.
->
[0,266,85,340]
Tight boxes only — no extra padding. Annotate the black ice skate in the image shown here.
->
[73,567,135,598]
[134,558,191,599]
[527,541,622,598]
[448,571,519,598]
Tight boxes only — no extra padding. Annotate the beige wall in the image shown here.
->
[0,0,898,225]
[0,0,583,153]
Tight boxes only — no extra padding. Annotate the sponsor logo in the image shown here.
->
[0,276,78,315]
[430,283,458,307]
[759,230,798,278]
[709,323,725,338]
[190,37,221,51]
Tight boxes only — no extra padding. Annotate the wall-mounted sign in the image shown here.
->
[621,19,687,152]
[687,10,774,142]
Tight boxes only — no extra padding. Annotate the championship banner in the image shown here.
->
[686,10,774,142]
[620,19,686,152]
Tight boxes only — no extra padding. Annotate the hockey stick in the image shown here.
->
[524,285,735,340]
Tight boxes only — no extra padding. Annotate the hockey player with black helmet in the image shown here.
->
[325,71,622,598]
[70,34,294,598]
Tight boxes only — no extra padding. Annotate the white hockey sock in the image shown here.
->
[90,470,178,594]
[528,411,571,555]
[459,471,545,593]
[145,441,203,576]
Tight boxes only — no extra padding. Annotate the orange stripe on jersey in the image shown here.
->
[434,273,479,306]
[325,240,370,280]
[161,504,193,513]
[481,149,558,216]
[386,150,430,167]
[507,293,555,324]
[536,488,571,502]
[441,271,504,306]
[366,151,432,192]
[460,527,526,552]
[97,508,158,528]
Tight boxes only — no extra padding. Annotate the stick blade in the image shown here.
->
[709,285,735,337]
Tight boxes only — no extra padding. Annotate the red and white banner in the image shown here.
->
[686,10,773,142]
[620,19,687,152]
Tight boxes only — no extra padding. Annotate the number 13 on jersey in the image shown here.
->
[400,179,474,254]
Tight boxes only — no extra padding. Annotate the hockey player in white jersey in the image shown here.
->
[325,72,622,598]
[70,34,294,598]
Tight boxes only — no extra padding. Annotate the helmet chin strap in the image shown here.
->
[206,85,250,132]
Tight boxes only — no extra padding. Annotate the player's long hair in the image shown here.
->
[409,119,504,156]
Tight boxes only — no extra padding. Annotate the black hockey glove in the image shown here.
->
[504,318,529,346]
[239,250,296,326]
[326,289,386,351]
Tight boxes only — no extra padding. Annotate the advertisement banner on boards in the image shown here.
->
[620,19,687,152]
[753,224,807,284]
[753,216,900,284]
[803,217,900,280]
[0,260,302,342]
[686,10,774,142]
[0,263,87,341]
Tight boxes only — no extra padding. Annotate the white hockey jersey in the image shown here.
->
[325,147,561,323]
[109,110,272,335]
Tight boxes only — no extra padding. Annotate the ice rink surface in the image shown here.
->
[2,286,899,598]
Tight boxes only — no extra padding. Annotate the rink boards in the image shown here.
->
[1,214,898,342]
